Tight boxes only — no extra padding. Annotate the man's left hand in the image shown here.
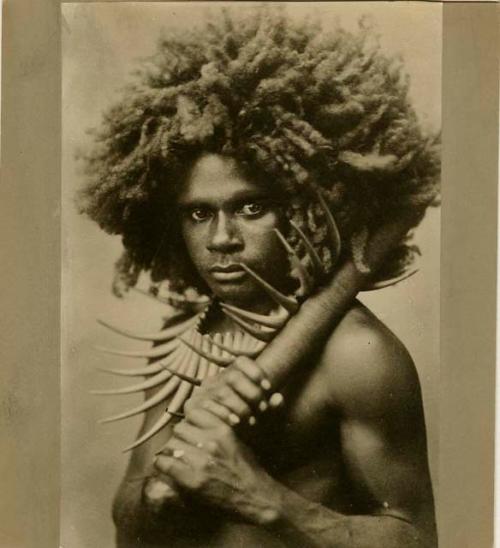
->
[154,405,280,525]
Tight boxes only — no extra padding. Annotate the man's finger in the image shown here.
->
[185,404,231,429]
[154,453,194,488]
[172,421,206,446]
[212,384,252,419]
[233,356,272,390]
[224,368,266,409]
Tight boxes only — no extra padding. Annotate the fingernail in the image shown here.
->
[248,416,257,426]
[269,393,284,408]
[173,449,185,459]
[229,413,240,425]
[258,400,268,412]
[260,379,272,391]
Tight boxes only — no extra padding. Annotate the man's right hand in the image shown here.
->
[184,356,279,425]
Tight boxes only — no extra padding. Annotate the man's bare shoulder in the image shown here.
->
[321,300,423,419]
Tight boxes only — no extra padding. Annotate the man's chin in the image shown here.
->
[208,282,264,309]
[213,288,256,307]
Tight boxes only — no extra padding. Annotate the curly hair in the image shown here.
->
[77,6,440,302]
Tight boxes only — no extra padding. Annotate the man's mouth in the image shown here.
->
[209,264,247,282]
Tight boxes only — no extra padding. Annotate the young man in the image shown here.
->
[78,9,439,546]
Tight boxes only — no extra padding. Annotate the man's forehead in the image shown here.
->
[177,153,270,204]
[189,153,240,180]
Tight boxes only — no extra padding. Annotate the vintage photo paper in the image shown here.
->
[61,3,441,546]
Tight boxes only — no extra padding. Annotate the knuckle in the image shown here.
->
[247,384,261,401]
[234,356,252,369]
[216,424,232,440]
[235,356,262,379]
[189,475,206,491]
[226,369,241,385]
[183,398,195,413]
[188,397,207,413]
[172,422,185,436]
[154,455,170,474]
[143,477,175,505]
[205,440,219,455]
[234,356,255,372]
[205,376,218,387]
[215,385,233,402]
[200,455,213,472]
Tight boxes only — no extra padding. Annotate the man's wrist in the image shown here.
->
[242,472,284,527]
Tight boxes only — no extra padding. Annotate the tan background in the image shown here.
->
[0,2,497,548]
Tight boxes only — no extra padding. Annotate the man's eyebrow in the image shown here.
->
[176,199,212,210]
[177,189,278,208]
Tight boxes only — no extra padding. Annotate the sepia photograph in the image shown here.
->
[62,3,441,546]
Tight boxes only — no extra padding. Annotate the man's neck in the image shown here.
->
[204,298,277,335]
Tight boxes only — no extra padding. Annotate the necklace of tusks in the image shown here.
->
[93,191,418,452]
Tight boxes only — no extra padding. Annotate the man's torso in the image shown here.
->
[118,301,401,547]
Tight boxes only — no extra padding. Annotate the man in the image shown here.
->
[79,8,439,547]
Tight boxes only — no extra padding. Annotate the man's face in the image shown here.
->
[177,153,290,310]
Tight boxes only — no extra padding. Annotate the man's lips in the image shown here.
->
[209,264,247,282]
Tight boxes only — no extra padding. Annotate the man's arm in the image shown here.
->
[256,322,437,547]
[111,313,207,544]
[112,410,183,543]
[112,379,202,544]
[156,319,437,547]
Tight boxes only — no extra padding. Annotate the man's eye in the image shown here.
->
[189,208,212,222]
[236,202,266,217]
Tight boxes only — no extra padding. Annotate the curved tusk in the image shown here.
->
[274,228,314,296]
[206,333,222,378]
[162,364,202,387]
[315,189,342,265]
[122,412,174,453]
[247,337,267,355]
[219,302,289,329]
[96,342,189,377]
[164,347,199,414]
[222,309,277,343]
[98,347,191,423]
[363,269,419,291]
[165,330,203,382]
[289,220,325,277]
[97,313,201,342]
[180,335,233,367]
[207,333,265,358]
[93,337,179,359]
[220,331,234,367]
[99,376,182,424]
[96,363,165,377]
[237,263,299,313]
[122,342,200,450]
[168,410,185,419]
[91,346,188,394]
[90,367,174,395]
[195,339,210,385]
[241,331,265,354]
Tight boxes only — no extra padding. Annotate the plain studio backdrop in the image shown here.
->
[61,3,441,547]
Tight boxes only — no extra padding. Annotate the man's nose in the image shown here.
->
[207,212,242,253]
